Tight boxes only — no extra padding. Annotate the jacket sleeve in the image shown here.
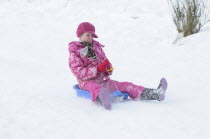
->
[98,45,113,76]
[69,44,98,80]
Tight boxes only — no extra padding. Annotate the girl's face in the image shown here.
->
[80,32,93,43]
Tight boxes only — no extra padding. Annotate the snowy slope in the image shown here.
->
[1,0,210,139]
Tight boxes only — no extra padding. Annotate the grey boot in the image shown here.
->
[141,88,159,100]
[141,78,168,101]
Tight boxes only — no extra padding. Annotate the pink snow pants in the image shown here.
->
[81,79,145,101]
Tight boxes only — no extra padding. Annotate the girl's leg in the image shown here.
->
[82,81,102,101]
[81,78,168,110]
[103,78,168,101]
[82,81,112,110]
[102,80,145,99]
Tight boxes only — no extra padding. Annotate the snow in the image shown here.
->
[1,0,210,139]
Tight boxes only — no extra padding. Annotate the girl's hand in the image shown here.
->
[97,59,111,73]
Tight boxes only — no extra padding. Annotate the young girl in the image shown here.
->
[68,22,168,110]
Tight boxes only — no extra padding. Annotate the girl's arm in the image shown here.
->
[69,45,98,81]
[99,46,113,76]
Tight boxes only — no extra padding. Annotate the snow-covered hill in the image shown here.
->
[1,0,210,139]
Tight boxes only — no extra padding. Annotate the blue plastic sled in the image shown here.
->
[73,84,129,100]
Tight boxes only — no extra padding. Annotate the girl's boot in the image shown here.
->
[141,78,168,101]
[98,88,112,110]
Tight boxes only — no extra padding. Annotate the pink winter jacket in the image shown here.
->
[68,40,112,89]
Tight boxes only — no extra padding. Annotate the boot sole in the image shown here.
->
[159,78,168,101]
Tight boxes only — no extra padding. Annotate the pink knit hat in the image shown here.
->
[76,22,98,38]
